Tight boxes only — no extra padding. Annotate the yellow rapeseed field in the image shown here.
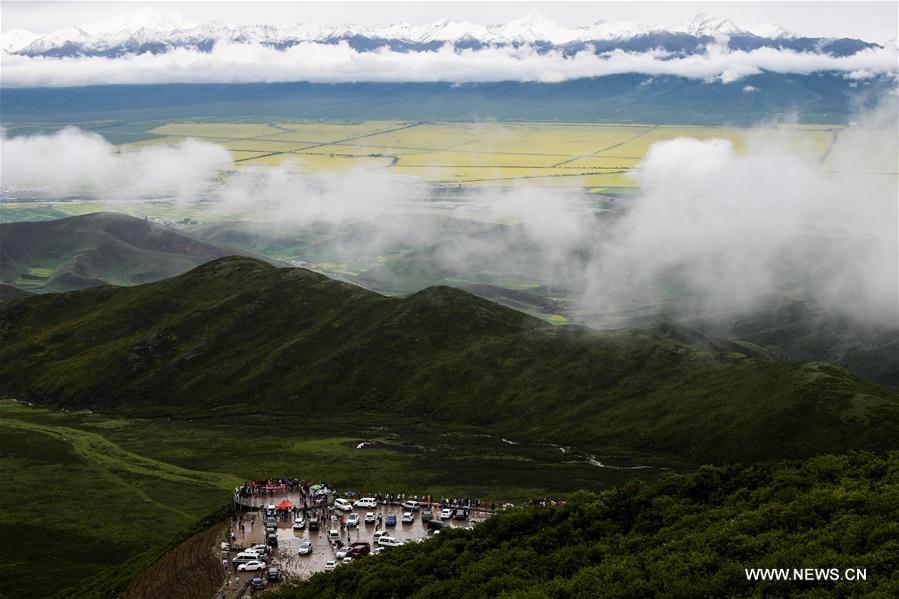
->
[119,120,843,191]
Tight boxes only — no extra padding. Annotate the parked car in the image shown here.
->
[249,577,266,590]
[267,567,281,582]
[336,546,353,559]
[349,541,371,558]
[308,516,320,531]
[371,547,384,555]
[233,551,264,564]
[292,517,305,529]
[401,512,414,523]
[401,500,421,511]
[377,536,404,547]
[427,519,447,531]
[354,497,377,508]
[342,556,354,564]
[346,513,360,527]
[364,511,376,523]
[249,544,269,556]
[385,514,397,527]
[298,540,313,555]
[453,509,468,520]
[372,531,386,543]
[324,560,337,572]
[439,508,453,519]
[421,509,433,522]
[334,498,353,511]
[237,560,267,572]
[328,529,340,542]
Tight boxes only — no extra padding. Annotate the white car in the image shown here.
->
[328,529,340,542]
[439,508,453,519]
[354,497,377,508]
[342,556,353,564]
[377,536,404,547]
[364,511,376,523]
[298,540,313,555]
[336,546,353,559]
[293,517,305,529]
[346,513,360,527]
[324,560,337,572]
[372,530,386,543]
[334,498,354,511]
[248,545,268,557]
[401,512,414,523]
[401,500,420,511]
[371,547,384,555]
[237,560,266,572]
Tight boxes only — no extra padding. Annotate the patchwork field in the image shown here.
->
[113,120,843,192]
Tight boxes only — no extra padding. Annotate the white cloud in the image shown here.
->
[1,41,896,87]
[0,127,232,200]
[743,85,759,92]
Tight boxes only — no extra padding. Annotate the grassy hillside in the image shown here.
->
[270,451,899,599]
[0,212,269,292]
[1,256,897,466]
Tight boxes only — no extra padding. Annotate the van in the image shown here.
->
[354,497,377,509]
[334,498,353,512]
[327,529,340,542]
[233,551,264,564]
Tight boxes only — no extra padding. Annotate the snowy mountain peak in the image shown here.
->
[745,23,798,39]
[681,13,746,38]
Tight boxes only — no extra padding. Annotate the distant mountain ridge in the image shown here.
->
[0,212,275,292]
[3,12,880,58]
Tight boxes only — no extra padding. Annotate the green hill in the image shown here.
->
[269,451,899,599]
[0,212,271,292]
[1,256,897,465]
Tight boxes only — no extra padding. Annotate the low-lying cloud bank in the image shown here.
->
[2,41,896,87]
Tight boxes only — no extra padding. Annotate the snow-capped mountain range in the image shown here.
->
[1,11,880,58]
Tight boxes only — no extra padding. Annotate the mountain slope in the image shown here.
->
[6,12,880,57]
[1,256,896,465]
[0,212,273,292]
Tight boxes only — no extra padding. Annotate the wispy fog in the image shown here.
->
[1,102,895,328]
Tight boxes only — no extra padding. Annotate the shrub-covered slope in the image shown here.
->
[270,452,899,599]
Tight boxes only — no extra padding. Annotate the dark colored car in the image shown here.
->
[421,509,433,522]
[267,567,281,582]
[427,519,447,531]
[265,517,278,528]
[249,578,266,590]
[308,517,320,531]
[385,514,397,527]
[350,541,371,557]
[267,533,278,547]
[453,509,468,520]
